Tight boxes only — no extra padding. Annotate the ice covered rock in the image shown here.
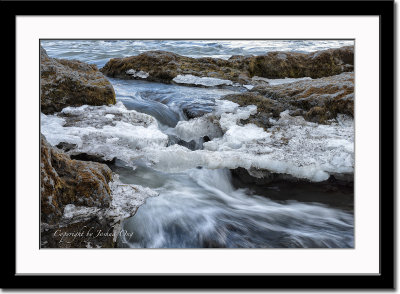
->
[41,100,353,184]
[41,102,169,165]
[146,102,354,182]
[40,134,113,224]
[40,46,116,114]
[41,134,158,248]
[225,72,354,126]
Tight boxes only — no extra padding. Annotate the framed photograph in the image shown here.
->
[6,0,394,289]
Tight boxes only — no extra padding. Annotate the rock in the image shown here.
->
[41,134,113,224]
[41,134,157,248]
[230,167,354,210]
[224,72,354,127]
[40,46,116,114]
[100,50,251,84]
[255,72,354,120]
[100,46,353,86]
[41,217,116,248]
[247,46,354,79]
[223,92,285,129]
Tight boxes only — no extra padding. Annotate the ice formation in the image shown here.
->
[41,102,168,165]
[173,74,234,87]
[41,99,354,182]
[145,101,354,182]
[126,69,150,79]
[62,174,158,224]
[251,76,312,86]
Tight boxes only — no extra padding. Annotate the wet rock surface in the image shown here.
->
[231,167,353,211]
[40,46,116,114]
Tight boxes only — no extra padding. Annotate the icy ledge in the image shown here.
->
[41,101,353,182]
[41,102,168,167]
[147,101,354,182]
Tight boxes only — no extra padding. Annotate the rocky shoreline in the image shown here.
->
[40,44,354,248]
[40,47,157,248]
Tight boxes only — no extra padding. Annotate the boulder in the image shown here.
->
[223,92,285,129]
[100,46,354,86]
[246,46,354,79]
[223,72,354,127]
[40,46,116,114]
[41,134,113,224]
[100,50,250,84]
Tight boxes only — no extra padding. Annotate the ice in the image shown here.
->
[107,174,159,221]
[243,84,254,90]
[126,69,149,79]
[173,74,234,87]
[146,104,354,182]
[252,76,312,86]
[174,116,223,142]
[41,102,168,165]
[61,174,158,224]
[42,100,353,182]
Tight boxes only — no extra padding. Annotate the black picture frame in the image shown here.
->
[4,0,394,290]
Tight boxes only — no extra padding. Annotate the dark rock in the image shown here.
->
[56,142,77,152]
[230,167,354,210]
[70,153,116,165]
[40,45,116,114]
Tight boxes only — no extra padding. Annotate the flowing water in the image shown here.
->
[41,40,354,248]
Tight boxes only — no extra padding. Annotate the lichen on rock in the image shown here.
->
[100,46,354,87]
[40,134,157,248]
[100,50,250,84]
[40,46,116,114]
[222,72,354,127]
[41,134,113,224]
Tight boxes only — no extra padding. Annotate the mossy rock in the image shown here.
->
[40,46,116,114]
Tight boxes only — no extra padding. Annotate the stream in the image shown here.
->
[41,40,354,248]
